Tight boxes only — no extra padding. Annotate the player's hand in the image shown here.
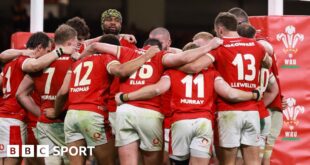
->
[208,37,223,50]
[115,92,124,105]
[21,49,34,57]
[121,34,137,44]
[71,52,81,61]
[253,87,264,101]
[60,45,76,55]
[282,96,288,110]
[146,46,161,58]
[43,108,57,119]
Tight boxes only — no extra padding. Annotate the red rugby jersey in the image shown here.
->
[208,37,265,111]
[120,38,137,50]
[107,40,137,113]
[118,46,166,113]
[0,56,29,121]
[161,90,172,129]
[164,69,219,124]
[68,53,118,118]
[31,55,74,123]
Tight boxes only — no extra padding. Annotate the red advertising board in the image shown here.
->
[250,16,310,165]
[11,32,54,49]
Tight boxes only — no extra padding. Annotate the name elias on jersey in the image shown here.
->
[130,80,145,85]
[70,86,90,93]
[41,95,56,100]
[230,82,256,88]
[224,42,255,48]
[180,98,204,105]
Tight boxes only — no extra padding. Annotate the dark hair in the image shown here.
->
[237,23,256,38]
[228,7,249,24]
[214,12,238,31]
[26,32,51,49]
[143,38,162,50]
[66,17,90,40]
[99,34,120,46]
[54,24,77,45]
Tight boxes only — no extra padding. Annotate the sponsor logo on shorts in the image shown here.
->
[276,25,304,69]
[0,144,4,150]
[201,138,209,145]
[282,97,305,141]
[153,138,160,145]
[93,132,102,141]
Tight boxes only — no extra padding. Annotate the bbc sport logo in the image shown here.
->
[7,145,94,157]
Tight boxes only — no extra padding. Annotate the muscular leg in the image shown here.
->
[241,145,259,165]
[67,139,87,165]
[217,147,238,165]
[163,151,171,165]
[189,156,209,165]
[141,150,163,165]
[118,141,139,165]
[93,139,115,165]
[3,158,22,165]
[24,157,44,165]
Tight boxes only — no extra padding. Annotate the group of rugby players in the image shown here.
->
[0,7,285,165]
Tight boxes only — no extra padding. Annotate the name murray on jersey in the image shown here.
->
[180,98,204,105]
[41,95,56,100]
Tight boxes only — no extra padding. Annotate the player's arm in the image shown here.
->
[80,42,119,59]
[162,37,222,68]
[16,75,40,117]
[167,47,182,53]
[258,40,273,69]
[261,53,272,69]
[0,49,34,63]
[53,70,72,119]
[263,73,279,106]
[109,46,160,77]
[22,46,74,73]
[115,76,171,105]
[214,77,261,102]
[178,54,213,73]
[83,36,101,47]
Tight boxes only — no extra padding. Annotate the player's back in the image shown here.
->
[209,37,265,111]
[31,54,74,123]
[118,46,166,112]
[0,56,29,120]
[165,69,218,123]
[68,53,116,116]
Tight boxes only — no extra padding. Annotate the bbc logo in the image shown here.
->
[7,145,94,157]
[7,145,49,157]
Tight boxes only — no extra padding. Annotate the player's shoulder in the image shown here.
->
[202,67,221,78]
[257,39,274,54]
[51,54,74,67]
[5,55,27,68]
